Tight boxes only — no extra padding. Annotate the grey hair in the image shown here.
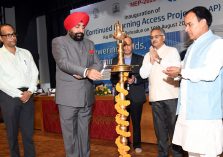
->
[151,27,165,35]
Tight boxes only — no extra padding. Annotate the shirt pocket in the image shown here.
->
[20,59,29,73]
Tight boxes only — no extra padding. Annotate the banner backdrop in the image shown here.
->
[71,0,223,89]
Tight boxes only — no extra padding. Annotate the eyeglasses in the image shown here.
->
[124,43,132,47]
[0,33,17,38]
[150,35,164,40]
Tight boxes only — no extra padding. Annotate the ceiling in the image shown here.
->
[1,0,45,7]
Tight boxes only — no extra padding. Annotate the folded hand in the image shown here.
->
[20,91,32,103]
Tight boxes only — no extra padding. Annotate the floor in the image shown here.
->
[0,123,222,157]
[0,123,158,157]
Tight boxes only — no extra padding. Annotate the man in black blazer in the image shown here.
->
[111,36,146,153]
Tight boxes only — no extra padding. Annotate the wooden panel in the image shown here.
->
[34,95,54,132]
[141,100,157,143]
[112,95,157,144]
[33,95,157,143]
[129,97,157,144]
[95,95,114,100]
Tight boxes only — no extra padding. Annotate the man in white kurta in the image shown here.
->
[164,6,223,157]
[140,27,183,157]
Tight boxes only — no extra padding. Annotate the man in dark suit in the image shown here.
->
[111,36,146,153]
[52,12,103,157]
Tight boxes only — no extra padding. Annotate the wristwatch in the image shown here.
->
[178,73,182,79]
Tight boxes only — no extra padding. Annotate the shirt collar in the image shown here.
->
[194,30,212,44]
[2,45,19,54]
[124,53,132,59]
[157,44,166,52]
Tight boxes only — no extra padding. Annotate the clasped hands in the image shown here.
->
[20,91,32,103]
[149,47,161,64]
[149,47,181,78]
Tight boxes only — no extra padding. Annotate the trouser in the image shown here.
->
[151,99,183,157]
[58,104,92,157]
[0,91,35,157]
[128,101,144,149]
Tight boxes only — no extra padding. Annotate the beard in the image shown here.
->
[69,32,84,41]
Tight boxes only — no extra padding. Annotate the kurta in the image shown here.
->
[173,30,223,156]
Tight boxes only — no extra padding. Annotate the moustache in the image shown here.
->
[70,32,84,41]
[75,32,84,37]
[152,41,157,44]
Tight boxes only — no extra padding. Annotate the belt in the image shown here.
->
[18,87,29,92]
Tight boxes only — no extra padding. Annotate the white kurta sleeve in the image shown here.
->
[140,52,152,79]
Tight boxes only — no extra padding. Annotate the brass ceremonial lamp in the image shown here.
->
[112,21,132,157]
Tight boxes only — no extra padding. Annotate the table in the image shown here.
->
[34,95,117,140]
[34,95,156,143]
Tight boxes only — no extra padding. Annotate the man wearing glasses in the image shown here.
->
[140,27,183,157]
[0,24,39,157]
